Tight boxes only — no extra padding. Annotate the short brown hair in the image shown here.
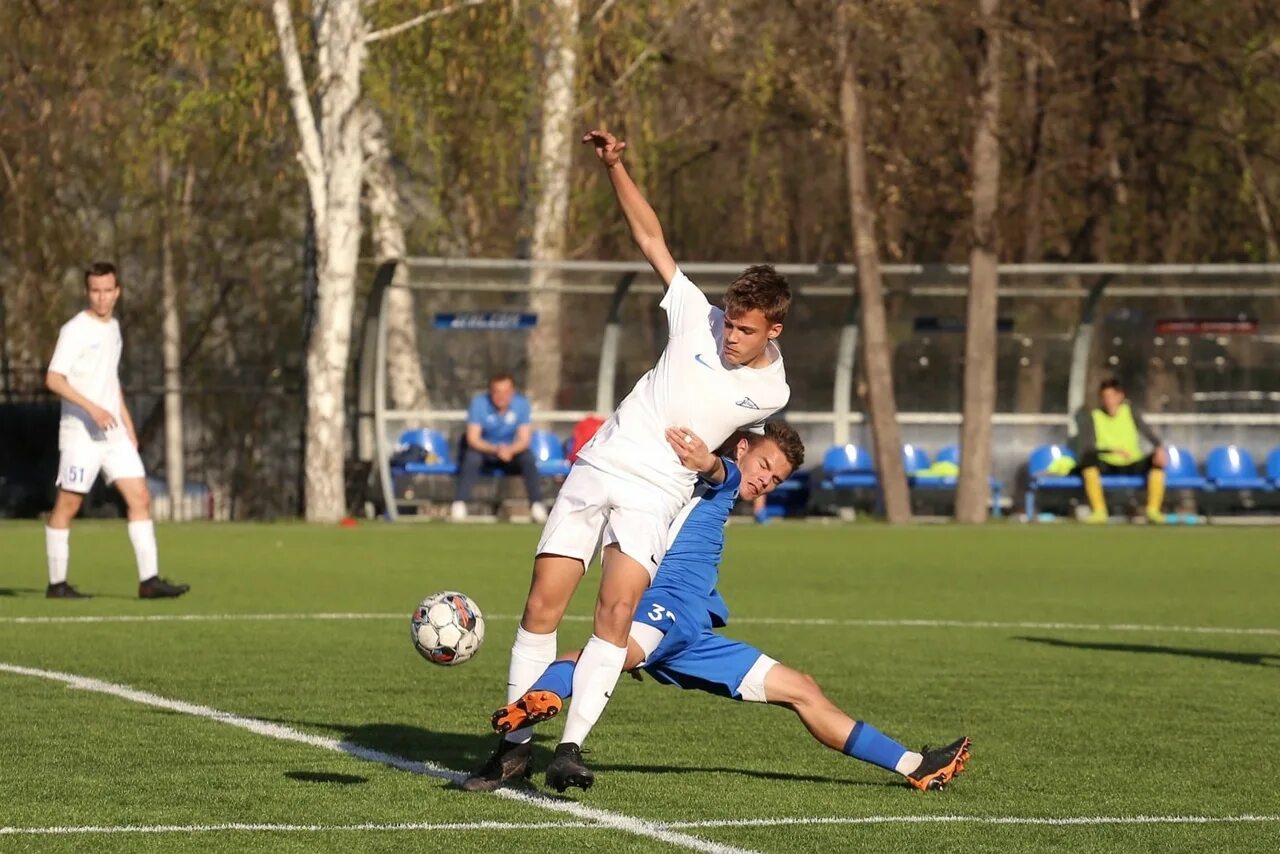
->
[489,372,515,386]
[1099,378,1123,392]
[723,265,791,325]
[748,421,805,471]
[84,261,118,287]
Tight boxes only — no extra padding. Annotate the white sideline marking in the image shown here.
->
[2,611,1277,637]
[0,662,752,854]
[673,814,1280,828]
[3,814,1277,836]
[1,821,587,835]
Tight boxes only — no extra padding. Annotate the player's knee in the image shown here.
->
[593,596,637,640]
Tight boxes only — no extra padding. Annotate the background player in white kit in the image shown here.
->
[465,129,792,791]
[43,262,190,600]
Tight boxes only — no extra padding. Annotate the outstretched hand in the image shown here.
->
[583,129,626,168]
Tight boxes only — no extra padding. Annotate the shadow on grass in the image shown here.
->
[285,770,368,785]
[272,718,898,790]
[1015,636,1279,667]
[592,762,904,789]
[0,587,45,597]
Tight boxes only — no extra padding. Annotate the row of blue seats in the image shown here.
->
[393,428,573,478]
[818,442,1005,514]
[1025,443,1280,516]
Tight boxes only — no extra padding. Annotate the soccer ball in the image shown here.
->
[411,591,486,666]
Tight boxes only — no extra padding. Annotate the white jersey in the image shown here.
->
[576,269,790,502]
[47,312,125,448]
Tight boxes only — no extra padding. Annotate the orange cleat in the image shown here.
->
[490,690,564,735]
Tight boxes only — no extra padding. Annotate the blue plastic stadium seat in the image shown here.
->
[531,430,572,477]
[1024,444,1078,517]
[1163,445,1208,491]
[910,443,1004,516]
[1027,444,1080,488]
[821,444,877,489]
[1266,447,1280,488]
[1205,445,1270,491]
[395,428,457,475]
[901,443,930,476]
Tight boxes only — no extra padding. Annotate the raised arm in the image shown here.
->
[583,129,677,286]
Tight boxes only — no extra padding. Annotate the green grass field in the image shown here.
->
[2,520,1278,853]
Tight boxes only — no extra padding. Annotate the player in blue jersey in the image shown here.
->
[490,423,971,793]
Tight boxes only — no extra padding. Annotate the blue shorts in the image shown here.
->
[633,587,772,701]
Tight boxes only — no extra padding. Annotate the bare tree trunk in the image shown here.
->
[525,0,578,411]
[837,2,910,523]
[1014,46,1047,414]
[272,0,366,522]
[158,151,185,520]
[361,102,429,412]
[956,0,1002,523]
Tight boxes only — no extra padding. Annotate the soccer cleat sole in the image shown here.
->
[491,690,563,735]
[547,772,593,793]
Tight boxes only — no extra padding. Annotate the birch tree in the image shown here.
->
[525,0,579,411]
[836,2,911,523]
[271,0,367,522]
[361,102,429,412]
[955,0,1002,523]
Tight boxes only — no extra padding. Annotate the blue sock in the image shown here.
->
[842,721,909,772]
[529,659,574,699]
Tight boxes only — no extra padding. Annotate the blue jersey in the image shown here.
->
[466,392,531,446]
[649,458,741,627]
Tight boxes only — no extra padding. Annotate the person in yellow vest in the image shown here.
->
[1073,378,1168,524]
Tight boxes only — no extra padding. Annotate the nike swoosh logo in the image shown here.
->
[693,353,717,370]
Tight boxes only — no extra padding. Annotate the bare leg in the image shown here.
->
[519,553,584,633]
[48,489,85,529]
[113,476,152,522]
[560,545,652,746]
[762,663,858,751]
[46,489,84,587]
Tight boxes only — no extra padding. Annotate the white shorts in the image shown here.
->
[535,461,687,580]
[56,439,146,494]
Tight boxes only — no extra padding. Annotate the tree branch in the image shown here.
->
[364,0,491,44]
[270,0,327,229]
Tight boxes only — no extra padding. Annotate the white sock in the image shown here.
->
[45,527,69,586]
[503,625,558,745]
[127,520,158,582]
[895,751,924,776]
[560,635,627,747]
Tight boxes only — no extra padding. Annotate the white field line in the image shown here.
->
[4,814,1278,836]
[674,814,1280,828]
[2,611,1277,637]
[0,662,752,854]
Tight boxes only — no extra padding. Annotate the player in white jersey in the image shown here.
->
[464,129,792,791]
[42,262,190,600]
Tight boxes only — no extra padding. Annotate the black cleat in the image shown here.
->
[907,736,972,791]
[46,582,91,599]
[459,739,533,792]
[544,742,593,792]
[138,576,190,599]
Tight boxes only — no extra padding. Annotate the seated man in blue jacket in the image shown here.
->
[451,373,547,522]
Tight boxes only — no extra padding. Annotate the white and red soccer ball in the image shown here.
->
[411,591,486,666]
